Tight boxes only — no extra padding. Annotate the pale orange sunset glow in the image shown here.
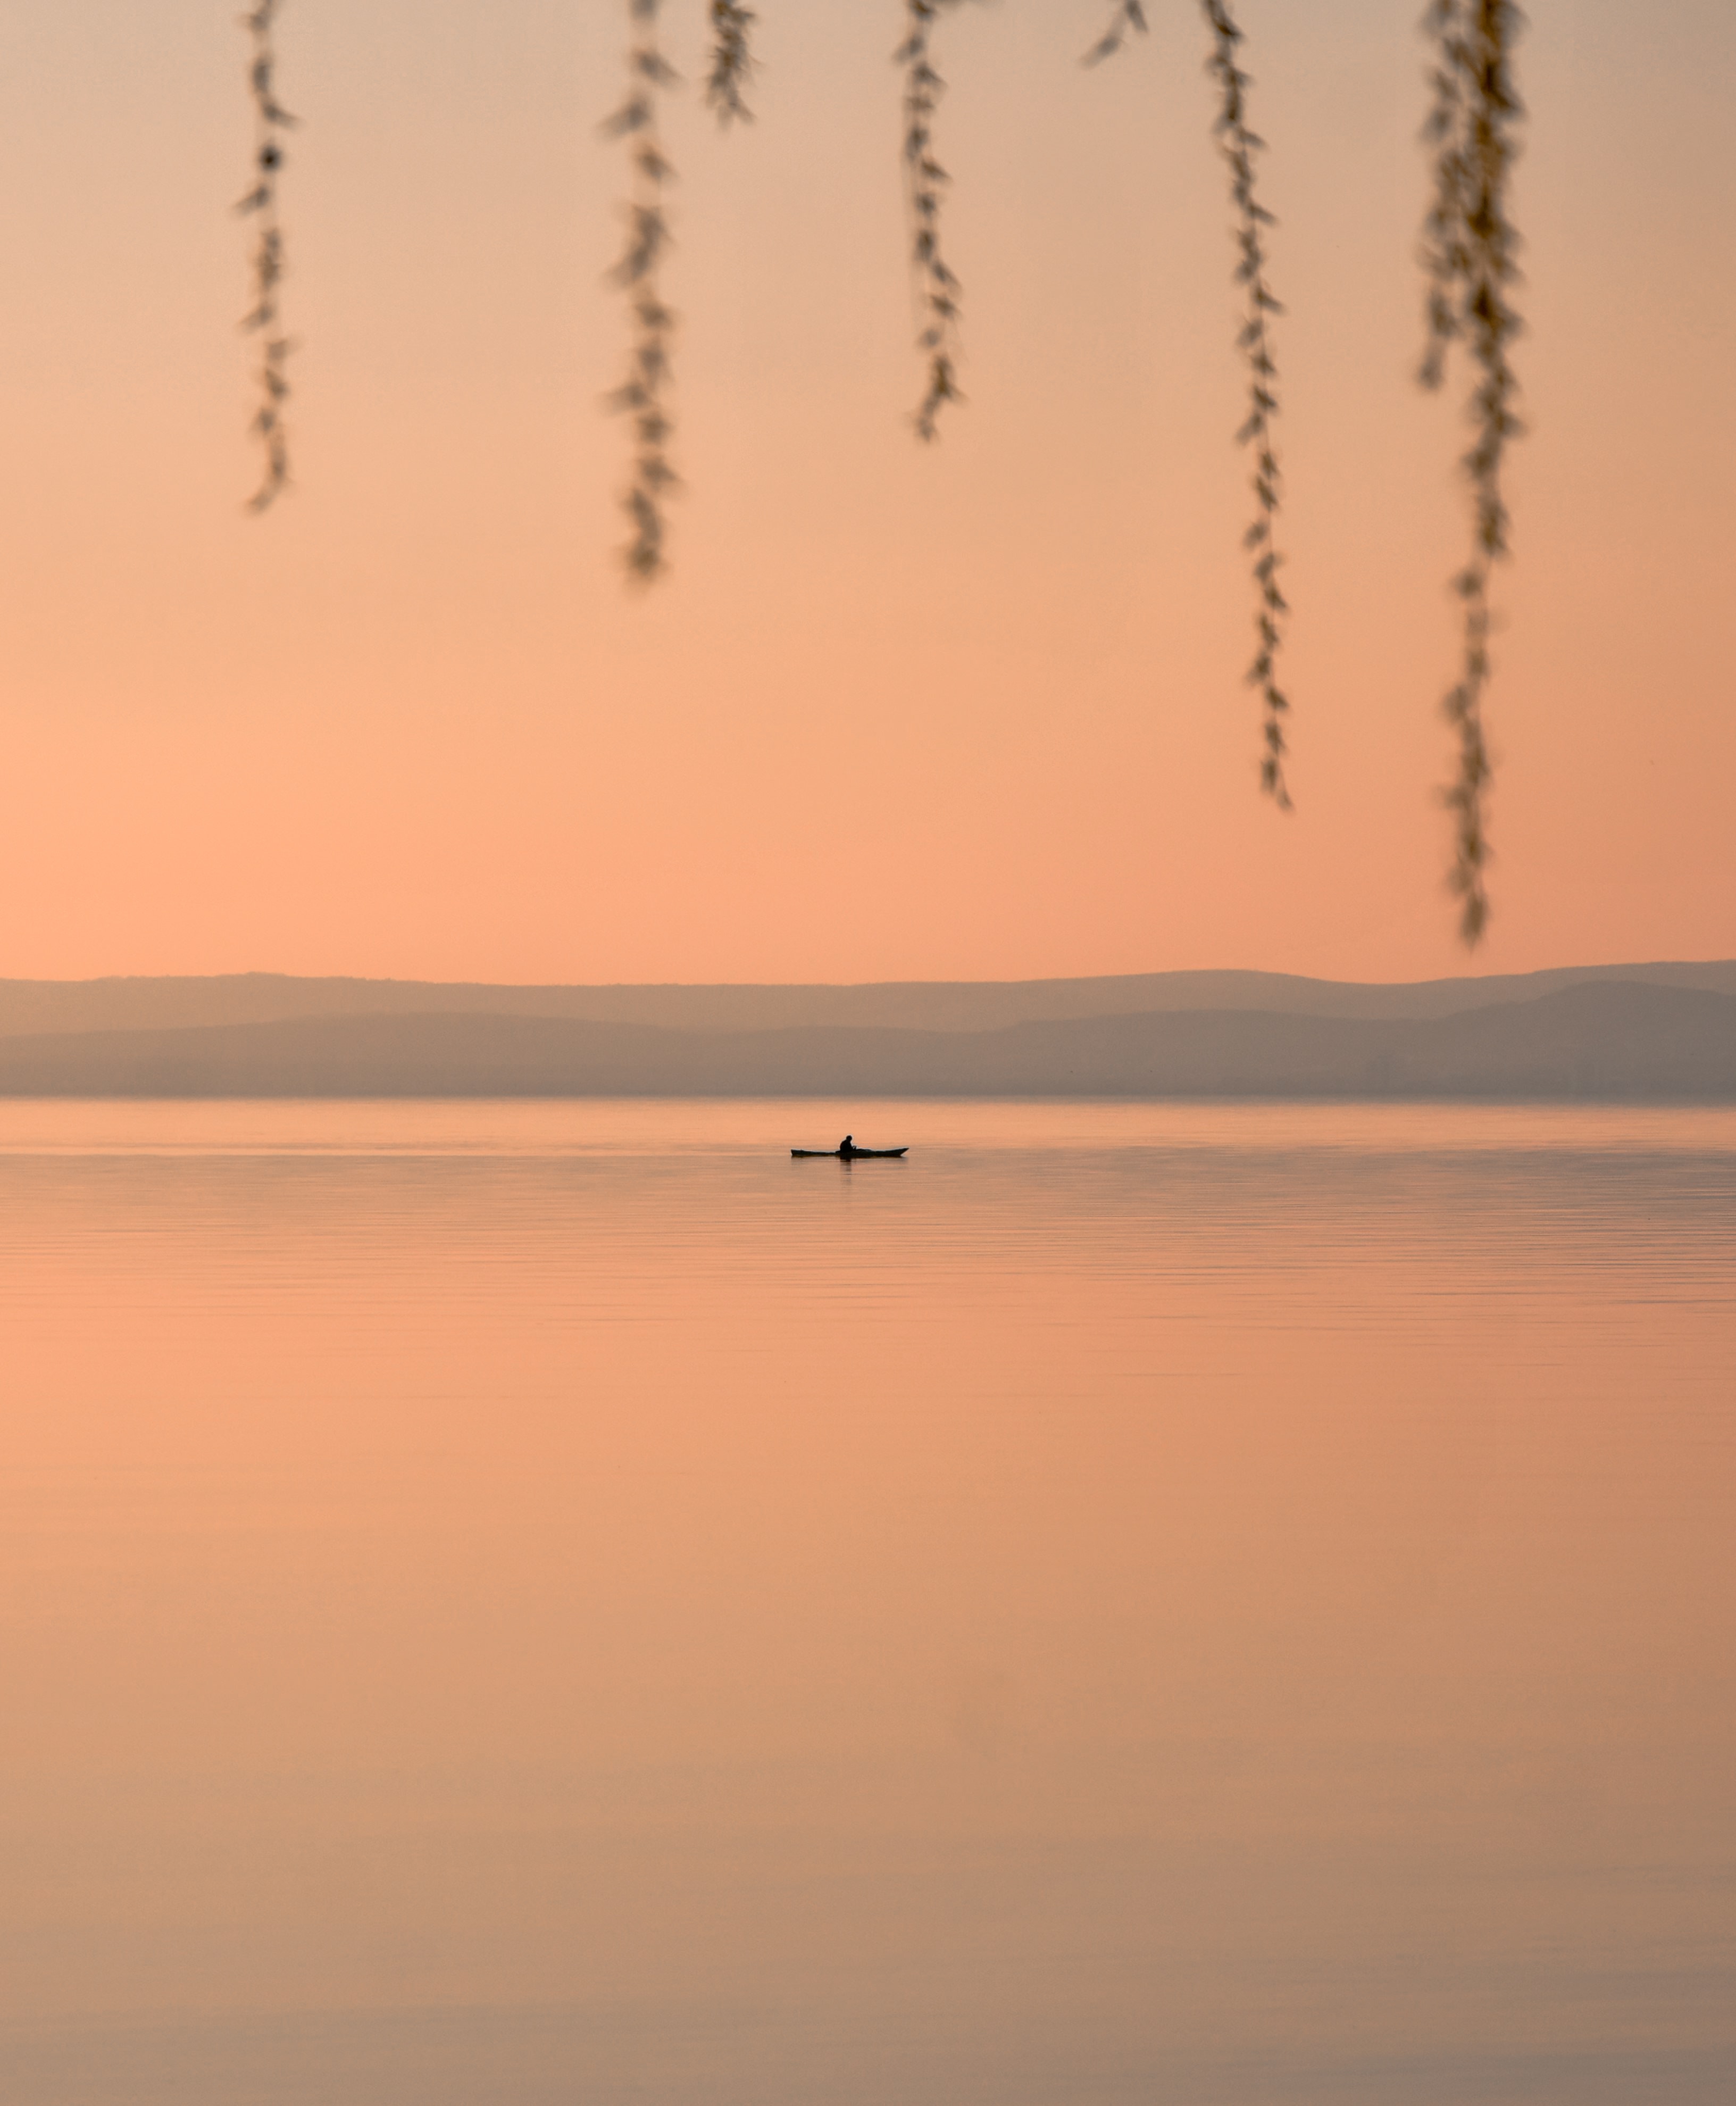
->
[3,11,1734,2106]
[2,0,1731,984]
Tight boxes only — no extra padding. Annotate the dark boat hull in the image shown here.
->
[790,1147,908,1159]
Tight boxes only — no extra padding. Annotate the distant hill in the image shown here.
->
[0,981,1731,1099]
[0,959,1733,1040]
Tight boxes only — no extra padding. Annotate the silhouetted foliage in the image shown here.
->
[230,1,1526,946]
[706,1,756,123]
[1200,1,1291,810]
[1094,2,1291,809]
[1084,2,1148,68]
[1418,0,1524,944]
[896,2,968,442]
[603,0,681,580]
[236,0,295,511]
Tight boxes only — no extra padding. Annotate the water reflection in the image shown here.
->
[1,1103,1732,2104]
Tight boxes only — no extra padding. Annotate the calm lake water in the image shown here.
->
[2,1100,1733,2105]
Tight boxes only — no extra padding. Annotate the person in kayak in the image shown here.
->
[839,1134,857,1158]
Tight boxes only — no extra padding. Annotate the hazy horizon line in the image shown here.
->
[6,954,1734,994]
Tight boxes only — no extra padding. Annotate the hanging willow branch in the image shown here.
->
[706,1,756,124]
[236,0,295,512]
[603,0,679,580]
[896,1,967,441]
[1083,2,1148,68]
[1200,0,1291,809]
[1419,0,1525,945]
[1091,3,1290,806]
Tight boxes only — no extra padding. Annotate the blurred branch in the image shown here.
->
[237,0,296,512]
[1420,0,1525,944]
[1083,1,1147,66]
[603,0,680,580]
[1200,0,1292,809]
[896,1,967,441]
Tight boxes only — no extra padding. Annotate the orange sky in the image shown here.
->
[2,0,1731,986]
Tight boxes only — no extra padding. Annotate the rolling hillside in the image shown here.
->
[0,979,1730,1098]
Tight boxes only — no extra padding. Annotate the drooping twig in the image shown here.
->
[1418,0,1524,945]
[236,1,296,511]
[602,0,679,580]
[1083,1,1147,66]
[705,1,756,124]
[895,2,967,441]
[1200,0,1291,809]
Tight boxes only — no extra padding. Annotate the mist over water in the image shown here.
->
[3,1102,1732,2105]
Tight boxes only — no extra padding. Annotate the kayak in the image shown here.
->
[790,1146,908,1159]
